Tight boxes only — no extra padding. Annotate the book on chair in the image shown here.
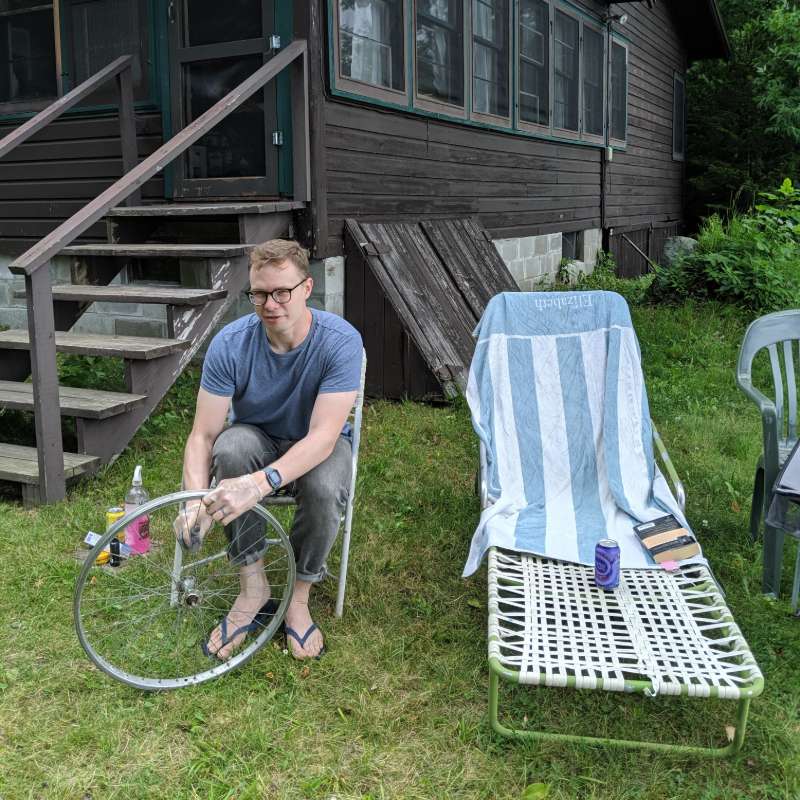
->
[633,514,700,563]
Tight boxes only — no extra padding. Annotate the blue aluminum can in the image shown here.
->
[595,539,620,590]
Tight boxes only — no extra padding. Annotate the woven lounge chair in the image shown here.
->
[469,292,763,756]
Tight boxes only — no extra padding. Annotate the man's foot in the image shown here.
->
[205,591,271,660]
[205,559,270,660]
[284,600,324,659]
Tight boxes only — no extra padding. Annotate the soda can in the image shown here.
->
[106,507,125,539]
[595,539,620,590]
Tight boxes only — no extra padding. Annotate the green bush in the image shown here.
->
[648,178,800,311]
[573,251,654,305]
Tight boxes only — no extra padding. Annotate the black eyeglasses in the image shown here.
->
[246,277,308,306]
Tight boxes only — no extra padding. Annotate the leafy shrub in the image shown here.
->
[573,251,654,305]
[648,178,800,311]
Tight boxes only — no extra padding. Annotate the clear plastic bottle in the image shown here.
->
[124,465,151,554]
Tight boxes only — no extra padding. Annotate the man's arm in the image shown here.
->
[251,389,357,496]
[182,388,232,491]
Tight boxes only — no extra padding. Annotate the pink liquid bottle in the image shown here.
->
[124,465,151,554]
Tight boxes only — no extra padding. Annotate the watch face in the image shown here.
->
[266,468,282,490]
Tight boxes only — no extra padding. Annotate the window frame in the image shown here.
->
[580,18,606,145]
[609,36,628,148]
[327,0,630,151]
[468,0,513,128]
[672,71,686,161]
[0,0,160,121]
[331,0,410,107]
[515,0,551,135]
[412,0,468,118]
[551,5,580,137]
[0,1,60,115]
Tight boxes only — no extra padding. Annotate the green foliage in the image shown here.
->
[1,302,800,798]
[687,1,800,221]
[573,251,653,305]
[57,354,126,392]
[649,179,800,310]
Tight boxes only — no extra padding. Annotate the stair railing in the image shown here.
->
[6,39,310,504]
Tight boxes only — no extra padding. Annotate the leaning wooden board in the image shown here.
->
[345,217,518,396]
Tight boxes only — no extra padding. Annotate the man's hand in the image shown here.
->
[173,501,214,552]
[203,474,263,526]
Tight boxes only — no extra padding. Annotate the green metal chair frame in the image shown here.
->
[480,430,764,756]
[736,309,800,606]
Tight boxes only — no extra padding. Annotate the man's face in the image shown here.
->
[249,259,312,334]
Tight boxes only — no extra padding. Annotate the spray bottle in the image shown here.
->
[124,465,151,554]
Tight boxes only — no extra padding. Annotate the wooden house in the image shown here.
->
[0,0,728,504]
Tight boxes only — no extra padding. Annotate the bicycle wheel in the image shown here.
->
[74,490,295,691]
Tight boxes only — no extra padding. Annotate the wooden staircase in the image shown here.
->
[0,200,305,505]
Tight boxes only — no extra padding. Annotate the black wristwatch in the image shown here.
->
[262,466,283,493]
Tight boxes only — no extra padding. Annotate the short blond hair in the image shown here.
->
[250,239,310,278]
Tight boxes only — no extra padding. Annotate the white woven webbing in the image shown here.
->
[488,549,763,699]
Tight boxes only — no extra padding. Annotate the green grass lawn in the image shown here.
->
[1,298,799,799]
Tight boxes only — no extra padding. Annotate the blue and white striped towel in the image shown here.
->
[463,290,701,577]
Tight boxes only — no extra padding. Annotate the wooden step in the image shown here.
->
[106,201,306,217]
[61,243,252,258]
[0,381,146,419]
[46,284,227,305]
[0,329,190,359]
[0,443,99,485]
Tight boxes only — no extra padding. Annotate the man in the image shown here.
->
[175,239,362,660]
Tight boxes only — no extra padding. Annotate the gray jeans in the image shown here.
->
[211,424,352,583]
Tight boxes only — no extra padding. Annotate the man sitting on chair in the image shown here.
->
[175,239,362,660]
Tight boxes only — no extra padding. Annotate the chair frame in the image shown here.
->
[480,427,763,756]
[736,309,800,602]
[263,349,367,617]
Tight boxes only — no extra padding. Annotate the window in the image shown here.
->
[518,0,548,127]
[330,1,630,148]
[472,0,509,119]
[610,40,627,143]
[673,72,686,160]
[66,0,150,103]
[553,9,578,131]
[415,0,464,109]
[0,1,57,106]
[338,0,405,94]
[582,25,604,138]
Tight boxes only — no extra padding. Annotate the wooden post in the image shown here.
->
[291,48,311,202]
[25,267,66,505]
[116,66,140,206]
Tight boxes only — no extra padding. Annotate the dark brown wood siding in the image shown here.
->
[605,3,687,234]
[314,0,688,259]
[0,111,164,256]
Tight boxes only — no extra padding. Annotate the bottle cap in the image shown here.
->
[133,465,143,486]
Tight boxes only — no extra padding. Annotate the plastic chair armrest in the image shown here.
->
[652,424,686,512]
[736,377,778,427]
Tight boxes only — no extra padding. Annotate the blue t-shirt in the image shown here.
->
[200,309,363,441]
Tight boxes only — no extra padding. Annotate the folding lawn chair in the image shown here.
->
[468,292,763,756]
[74,351,366,690]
